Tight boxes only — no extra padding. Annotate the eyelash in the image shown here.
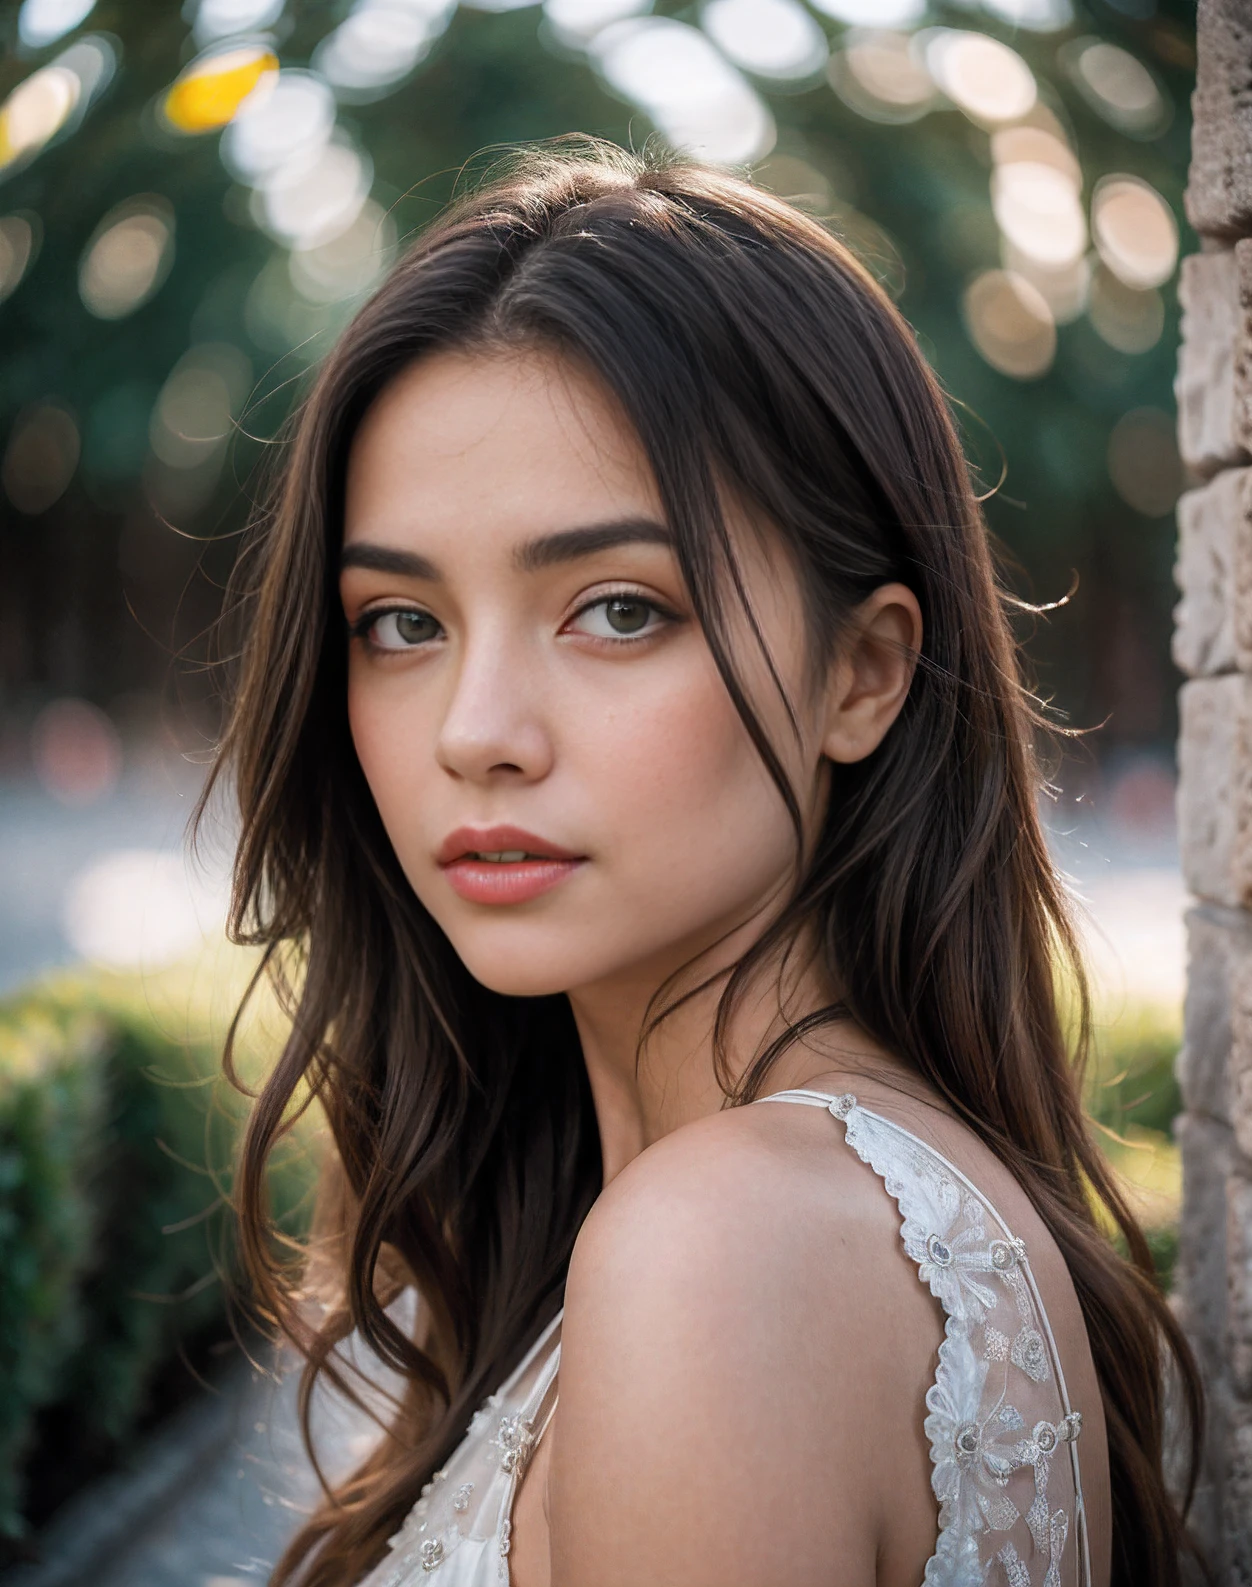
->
[348,591,678,652]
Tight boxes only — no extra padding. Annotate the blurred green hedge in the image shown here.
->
[0,971,314,1548]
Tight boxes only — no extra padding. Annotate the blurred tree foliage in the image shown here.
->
[0,0,1196,754]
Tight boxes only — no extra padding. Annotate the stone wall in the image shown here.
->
[1173,3,1252,1577]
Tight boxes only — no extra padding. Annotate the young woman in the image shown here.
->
[208,142,1200,1587]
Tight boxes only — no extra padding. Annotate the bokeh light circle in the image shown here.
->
[31,697,122,806]
[543,0,649,48]
[0,214,39,303]
[192,0,287,45]
[314,1,451,96]
[926,30,1036,127]
[254,132,373,248]
[2,403,79,514]
[828,30,933,124]
[1062,38,1168,138]
[163,43,279,134]
[63,849,226,971]
[220,68,335,184]
[1091,175,1178,290]
[17,0,97,49]
[701,0,828,83]
[0,66,80,171]
[962,268,1056,379]
[79,196,175,320]
[1088,265,1164,355]
[591,17,775,165]
[1106,408,1182,517]
[992,161,1087,269]
[808,0,925,24]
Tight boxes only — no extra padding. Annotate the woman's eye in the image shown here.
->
[568,596,668,641]
[361,609,442,650]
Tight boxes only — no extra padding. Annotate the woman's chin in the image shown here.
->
[452,942,587,1000]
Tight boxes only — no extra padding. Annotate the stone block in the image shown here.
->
[1233,955,1252,1162]
[1187,0,1252,240]
[1174,468,1252,677]
[1231,1173,1252,1398]
[1177,251,1251,477]
[1229,1396,1252,1584]
[1180,906,1252,1125]
[1179,675,1252,908]
[1176,1111,1236,1377]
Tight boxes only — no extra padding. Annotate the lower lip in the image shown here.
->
[441,857,585,905]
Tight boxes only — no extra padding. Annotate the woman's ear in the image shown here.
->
[820,583,922,765]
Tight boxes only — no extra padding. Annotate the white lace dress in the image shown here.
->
[358,1090,1092,1587]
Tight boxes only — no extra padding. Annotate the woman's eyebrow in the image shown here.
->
[514,517,672,572]
[340,519,672,581]
[340,544,441,580]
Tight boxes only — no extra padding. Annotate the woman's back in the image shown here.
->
[362,1068,1111,1587]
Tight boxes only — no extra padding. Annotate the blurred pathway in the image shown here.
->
[0,760,229,995]
[7,1354,384,1587]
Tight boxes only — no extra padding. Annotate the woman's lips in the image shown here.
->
[437,825,586,906]
[442,856,584,905]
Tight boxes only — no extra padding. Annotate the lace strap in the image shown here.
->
[759,1088,1091,1587]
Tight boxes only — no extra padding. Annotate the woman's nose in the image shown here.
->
[434,630,555,784]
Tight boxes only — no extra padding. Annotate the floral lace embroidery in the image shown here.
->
[826,1093,1090,1587]
[357,1316,562,1587]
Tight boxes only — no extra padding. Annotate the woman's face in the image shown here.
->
[340,347,828,1002]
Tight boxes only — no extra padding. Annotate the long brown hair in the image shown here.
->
[204,139,1202,1586]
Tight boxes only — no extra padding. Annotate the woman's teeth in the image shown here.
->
[472,851,532,862]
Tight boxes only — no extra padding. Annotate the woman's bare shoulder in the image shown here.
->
[547,1101,941,1587]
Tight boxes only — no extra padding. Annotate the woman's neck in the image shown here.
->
[565,927,909,1187]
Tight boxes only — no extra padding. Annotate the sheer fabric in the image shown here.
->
[357,1090,1090,1586]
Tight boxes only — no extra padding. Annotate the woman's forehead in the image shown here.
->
[342,346,664,554]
